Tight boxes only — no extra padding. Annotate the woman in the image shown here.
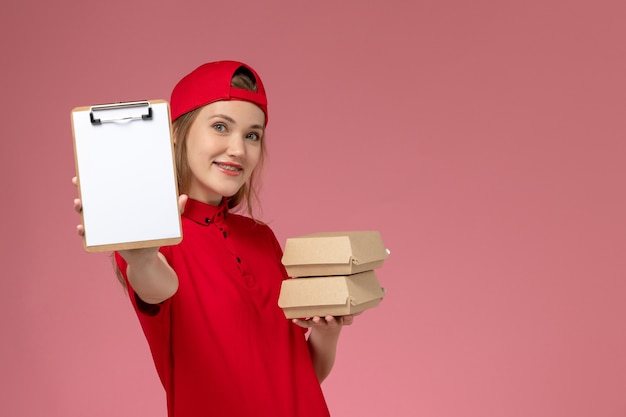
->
[73,60,353,417]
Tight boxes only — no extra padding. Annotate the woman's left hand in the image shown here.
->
[292,315,355,330]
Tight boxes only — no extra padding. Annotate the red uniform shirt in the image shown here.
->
[116,198,329,417]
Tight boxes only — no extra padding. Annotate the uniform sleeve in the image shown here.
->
[114,251,170,316]
[114,251,174,389]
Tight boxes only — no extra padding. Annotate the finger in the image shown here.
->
[73,198,82,213]
[327,315,346,327]
[76,224,84,236]
[310,316,340,328]
[292,318,312,329]
[72,176,78,187]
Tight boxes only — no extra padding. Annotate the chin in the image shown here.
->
[217,185,245,199]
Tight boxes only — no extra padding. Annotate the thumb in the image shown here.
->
[178,194,189,214]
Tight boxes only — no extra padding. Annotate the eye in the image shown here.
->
[212,123,227,133]
[246,132,262,141]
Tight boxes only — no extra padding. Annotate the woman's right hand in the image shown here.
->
[72,177,188,256]
[72,176,187,303]
[72,176,156,263]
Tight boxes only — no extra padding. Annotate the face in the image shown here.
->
[181,100,265,205]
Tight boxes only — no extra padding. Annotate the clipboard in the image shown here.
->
[71,100,182,252]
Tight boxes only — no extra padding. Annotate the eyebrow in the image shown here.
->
[209,114,265,131]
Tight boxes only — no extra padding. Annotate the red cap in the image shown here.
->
[170,60,268,124]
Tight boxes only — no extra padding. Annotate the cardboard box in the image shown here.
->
[278,271,385,319]
[281,231,389,277]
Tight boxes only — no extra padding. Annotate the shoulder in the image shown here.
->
[229,213,274,235]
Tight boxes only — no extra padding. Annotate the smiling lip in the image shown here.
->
[214,161,243,176]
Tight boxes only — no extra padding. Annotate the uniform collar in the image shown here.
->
[183,198,229,226]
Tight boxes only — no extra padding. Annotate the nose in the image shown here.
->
[226,135,245,158]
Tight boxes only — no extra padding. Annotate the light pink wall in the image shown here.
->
[2,1,625,416]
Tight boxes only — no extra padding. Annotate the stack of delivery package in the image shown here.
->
[278,231,389,319]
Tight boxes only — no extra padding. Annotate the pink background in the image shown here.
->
[2,1,625,416]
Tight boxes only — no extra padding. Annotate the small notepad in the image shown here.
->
[71,100,182,252]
